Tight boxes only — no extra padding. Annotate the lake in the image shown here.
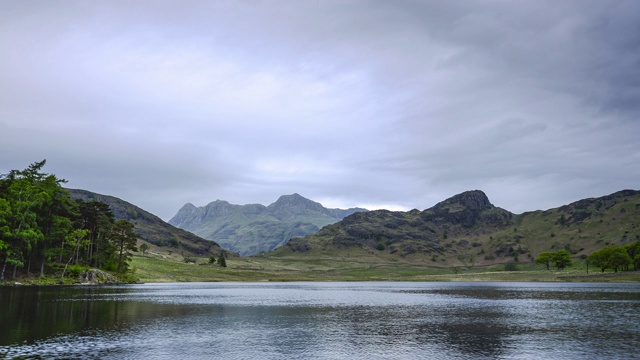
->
[1,282,639,359]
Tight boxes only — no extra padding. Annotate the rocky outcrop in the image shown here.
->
[284,190,515,257]
[78,269,119,284]
[420,190,513,228]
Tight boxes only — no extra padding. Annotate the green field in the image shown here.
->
[131,253,640,283]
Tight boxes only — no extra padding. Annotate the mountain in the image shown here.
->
[67,189,230,258]
[277,189,640,267]
[169,193,367,256]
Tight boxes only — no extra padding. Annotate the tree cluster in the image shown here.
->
[0,160,138,281]
[534,250,573,270]
[207,253,226,267]
[587,243,640,273]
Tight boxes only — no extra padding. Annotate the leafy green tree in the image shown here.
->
[0,161,142,281]
[36,181,77,277]
[607,246,632,272]
[60,229,90,282]
[634,254,640,272]
[535,251,554,270]
[140,243,149,256]
[588,246,632,273]
[0,161,49,279]
[624,241,640,270]
[552,250,573,270]
[76,200,115,268]
[588,248,610,273]
[0,198,12,274]
[110,220,139,273]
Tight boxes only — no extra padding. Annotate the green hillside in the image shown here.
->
[273,190,640,268]
[68,189,231,258]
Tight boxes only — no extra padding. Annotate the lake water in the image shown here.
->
[1,282,639,359]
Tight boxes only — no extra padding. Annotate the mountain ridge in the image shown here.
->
[277,189,640,267]
[169,194,368,256]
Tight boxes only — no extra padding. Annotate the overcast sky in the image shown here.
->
[1,1,639,220]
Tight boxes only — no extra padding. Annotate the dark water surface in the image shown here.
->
[1,282,639,359]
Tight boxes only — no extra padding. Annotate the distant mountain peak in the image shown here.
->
[181,203,196,210]
[168,194,368,256]
[436,190,493,211]
[274,193,311,202]
[268,193,327,218]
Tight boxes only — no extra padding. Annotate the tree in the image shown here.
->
[557,214,567,226]
[552,250,573,270]
[0,161,140,281]
[607,246,632,272]
[535,251,554,270]
[588,248,610,273]
[60,229,89,282]
[111,220,139,273]
[76,200,115,268]
[140,243,149,256]
[217,253,227,267]
[624,241,640,270]
[588,246,632,273]
[0,160,50,279]
[38,188,76,277]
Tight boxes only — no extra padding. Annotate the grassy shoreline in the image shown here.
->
[130,254,640,283]
[4,254,638,285]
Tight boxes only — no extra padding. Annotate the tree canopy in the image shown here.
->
[535,250,572,270]
[0,160,138,281]
[535,251,554,270]
[588,245,633,273]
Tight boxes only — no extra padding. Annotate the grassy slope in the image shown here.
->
[132,251,640,283]
[273,190,640,268]
[133,190,640,283]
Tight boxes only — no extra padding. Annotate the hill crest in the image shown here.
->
[279,189,640,267]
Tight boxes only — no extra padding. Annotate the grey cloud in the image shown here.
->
[1,1,639,219]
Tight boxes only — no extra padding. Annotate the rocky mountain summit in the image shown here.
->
[169,194,367,256]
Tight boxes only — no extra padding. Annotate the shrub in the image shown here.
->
[68,264,89,277]
[504,262,518,271]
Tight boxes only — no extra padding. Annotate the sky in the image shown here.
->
[1,0,639,221]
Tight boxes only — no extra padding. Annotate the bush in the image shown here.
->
[102,259,118,272]
[68,264,89,277]
[504,262,518,271]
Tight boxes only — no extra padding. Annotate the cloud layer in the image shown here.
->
[1,1,639,220]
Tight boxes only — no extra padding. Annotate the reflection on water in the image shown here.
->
[1,282,639,359]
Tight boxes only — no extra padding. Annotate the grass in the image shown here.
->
[131,253,640,283]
